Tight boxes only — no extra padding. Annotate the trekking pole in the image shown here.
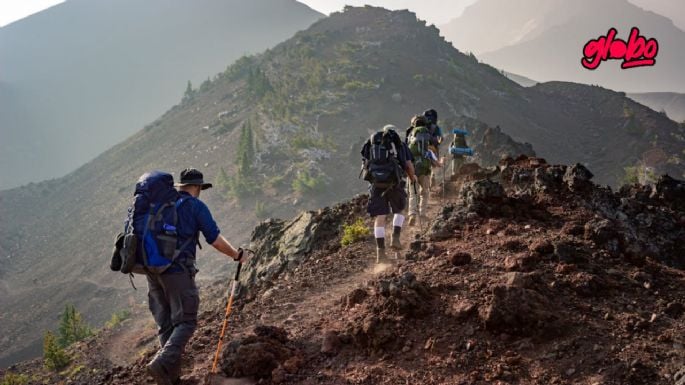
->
[441,162,446,202]
[209,249,253,382]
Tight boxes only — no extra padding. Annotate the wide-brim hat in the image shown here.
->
[174,168,213,190]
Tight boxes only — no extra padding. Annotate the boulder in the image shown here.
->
[321,330,341,355]
[480,285,559,336]
[652,175,685,211]
[448,299,477,319]
[533,165,566,193]
[449,251,472,266]
[504,253,538,271]
[241,196,366,291]
[221,326,295,379]
[553,240,588,264]
[563,163,594,191]
[584,218,618,246]
[342,288,368,309]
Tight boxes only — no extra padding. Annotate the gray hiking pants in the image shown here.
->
[147,271,199,379]
[451,156,464,176]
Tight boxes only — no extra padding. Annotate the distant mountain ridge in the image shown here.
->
[628,92,685,123]
[0,0,323,189]
[440,0,685,93]
[1,5,684,368]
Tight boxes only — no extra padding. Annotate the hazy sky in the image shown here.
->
[0,0,64,26]
[0,0,475,27]
[2,0,682,30]
[298,0,477,25]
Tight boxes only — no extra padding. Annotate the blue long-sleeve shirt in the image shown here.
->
[168,191,220,271]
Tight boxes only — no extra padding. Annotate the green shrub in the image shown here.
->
[63,365,85,379]
[341,219,369,246]
[0,373,28,385]
[105,310,131,329]
[255,200,270,220]
[43,331,70,371]
[227,175,258,200]
[622,166,639,185]
[292,171,327,195]
[622,165,657,186]
[268,174,287,189]
[289,131,335,151]
[342,80,375,91]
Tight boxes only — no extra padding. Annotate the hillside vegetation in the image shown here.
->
[3,156,684,384]
[1,6,683,368]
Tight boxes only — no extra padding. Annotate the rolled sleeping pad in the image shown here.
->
[449,146,474,156]
[451,128,469,136]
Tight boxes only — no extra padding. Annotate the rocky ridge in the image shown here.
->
[3,156,684,384]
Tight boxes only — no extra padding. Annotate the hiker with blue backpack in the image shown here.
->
[449,127,472,176]
[111,168,246,385]
[361,125,417,263]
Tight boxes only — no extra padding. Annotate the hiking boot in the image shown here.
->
[147,360,174,385]
[376,247,387,263]
[390,234,402,250]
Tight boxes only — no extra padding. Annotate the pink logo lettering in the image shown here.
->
[581,27,658,70]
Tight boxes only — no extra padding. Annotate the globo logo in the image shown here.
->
[581,27,658,70]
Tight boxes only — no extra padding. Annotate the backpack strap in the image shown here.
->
[385,131,398,158]
[369,133,378,161]
[171,197,199,267]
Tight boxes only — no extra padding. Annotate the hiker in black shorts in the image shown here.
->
[361,125,416,262]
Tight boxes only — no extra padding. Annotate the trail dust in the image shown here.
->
[255,187,443,332]
[206,375,256,385]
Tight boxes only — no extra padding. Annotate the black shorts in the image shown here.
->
[367,184,407,217]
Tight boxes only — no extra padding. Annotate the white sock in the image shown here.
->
[392,214,405,228]
[374,227,385,239]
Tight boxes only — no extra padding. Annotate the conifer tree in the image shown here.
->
[237,121,254,178]
[43,331,70,371]
[183,80,194,102]
[215,167,230,193]
[57,304,92,348]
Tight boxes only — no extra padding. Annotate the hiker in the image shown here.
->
[423,109,444,150]
[423,109,444,187]
[407,115,444,225]
[450,127,470,176]
[145,168,246,385]
[361,125,416,263]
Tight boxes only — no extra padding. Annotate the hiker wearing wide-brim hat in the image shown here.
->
[145,167,247,385]
[174,168,213,190]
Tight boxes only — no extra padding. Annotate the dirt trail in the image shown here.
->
[258,261,391,329]
[101,315,157,365]
[257,187,444,331]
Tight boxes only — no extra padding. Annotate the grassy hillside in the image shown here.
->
[0,0,323,189]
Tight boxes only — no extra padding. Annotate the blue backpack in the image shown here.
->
[117,171,193,275]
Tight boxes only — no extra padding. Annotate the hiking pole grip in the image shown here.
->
[234,262,242,281]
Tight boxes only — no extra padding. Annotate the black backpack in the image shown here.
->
[362,130,404,188]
